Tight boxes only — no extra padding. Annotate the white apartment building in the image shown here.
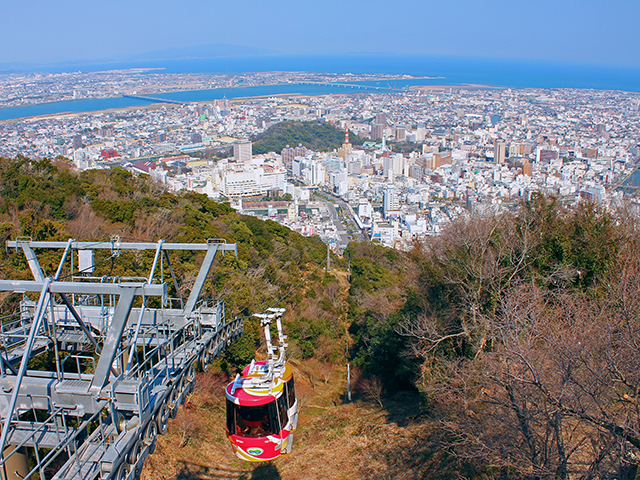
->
[234,140,252,163]
[222,166,285,197]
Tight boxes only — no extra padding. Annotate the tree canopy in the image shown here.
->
[251,120,364,154]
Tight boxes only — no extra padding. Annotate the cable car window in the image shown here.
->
[277,392,289,428]
[269,400,279,433]
[226,399,235,433]
[233,403,274,437]
[286,377,296,408]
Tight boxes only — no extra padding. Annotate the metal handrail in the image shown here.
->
[43,409,108,480]
[0,393,96,479]
[61,355,96,377]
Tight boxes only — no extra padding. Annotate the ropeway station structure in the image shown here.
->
[0,237,243,480]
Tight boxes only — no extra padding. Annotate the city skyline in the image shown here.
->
[3,0,640,68]
[1,71,635,252]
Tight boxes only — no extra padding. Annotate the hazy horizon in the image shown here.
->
[3,0,640,69]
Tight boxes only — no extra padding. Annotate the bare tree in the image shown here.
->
[429,278,640,479]
[394,201,640,478]
[401,207,541,361]
[361,375,385,408]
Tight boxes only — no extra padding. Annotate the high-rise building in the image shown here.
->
[292,157,303,177]
[294,144,307,157]
[281,146,295,168]
[392,153,404,177]
[395,127,406,142]
[375,113,387,125]
[509,144,519,157]
[494,140,506,163]
[303,161,326,186]
[347,159,362,175]
[371,124,384,140]
[383,156,394,178]
[383,184,398,219]
[234,140,252,163]
[73,135,83,150]
[409,164,423,181]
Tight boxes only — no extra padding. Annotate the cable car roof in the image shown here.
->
[226,361,294,406]
[225,382,277,406]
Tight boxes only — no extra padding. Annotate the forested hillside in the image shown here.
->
[2,155,640,479]
[251,120,364,155]
[345,197,640,479]
[0,155,345,373]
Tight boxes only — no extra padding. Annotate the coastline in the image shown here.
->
[0,102,174,125]
[1,58,639,122]
[0,79,434,122]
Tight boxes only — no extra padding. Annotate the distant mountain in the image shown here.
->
[0,43,278,73]
[126,43,277,61]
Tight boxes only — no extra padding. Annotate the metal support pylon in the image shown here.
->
[0,238,243,480]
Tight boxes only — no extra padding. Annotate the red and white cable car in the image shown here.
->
[225,308,298,461]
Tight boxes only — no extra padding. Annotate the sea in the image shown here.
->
[1,54,640,122]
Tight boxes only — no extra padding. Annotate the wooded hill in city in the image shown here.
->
[251,120,364,155]
[1,155,640,479]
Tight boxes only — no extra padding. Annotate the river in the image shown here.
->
[0,79,445,122]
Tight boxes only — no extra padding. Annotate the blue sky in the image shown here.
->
[3,0,639,66]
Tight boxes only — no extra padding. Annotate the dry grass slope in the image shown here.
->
[141,360,443,480]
